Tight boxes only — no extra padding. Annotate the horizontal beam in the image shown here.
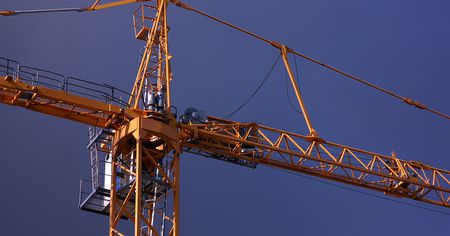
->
[179,117,450,208]
[0,0,150,16]
[0,76,139,128]
[89,0,148,11]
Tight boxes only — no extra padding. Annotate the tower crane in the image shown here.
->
[1,1,449,235]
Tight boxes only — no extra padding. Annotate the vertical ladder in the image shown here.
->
[79,126,115,215]
[87,126,114,190]
[88,126,100,190]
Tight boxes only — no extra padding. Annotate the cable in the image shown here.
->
[284,66,303,115]
[183,151,449,215]
[223,54,281,119]
[172,1,272,45]
[268,166,450,216]
[173,1,450,121]
[293,54,301,93]
[290,51,450,120]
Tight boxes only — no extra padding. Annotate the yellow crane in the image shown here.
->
[1,1,449,235]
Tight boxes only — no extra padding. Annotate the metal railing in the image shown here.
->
[0,56,132,108]
[79,159,112,207]
[65,77,130,108]
[133,4,157,37]
[19,66,64,90]
[0,57,19,78]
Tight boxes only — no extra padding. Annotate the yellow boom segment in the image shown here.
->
[180,117,450,207]
[0,1,449,235]
[0,75,138,129]
[3,70,449,208]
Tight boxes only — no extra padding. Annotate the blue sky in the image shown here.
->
[0,0,449,235]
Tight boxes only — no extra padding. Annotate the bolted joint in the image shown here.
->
[309,129,319,137]
[284,45,294,53]
[305,130,325,143]
[170,0,193,11]
[270,41,283,49]
[403,97,426,110]
[0,10,15,16]
[275,43,294,54]
[305,135,325,144]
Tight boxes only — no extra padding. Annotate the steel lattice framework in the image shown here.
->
[180,117,450,207]
[0,0,449,236]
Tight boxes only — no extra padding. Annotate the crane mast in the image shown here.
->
[110,1,181,235]
[0,0,449,236]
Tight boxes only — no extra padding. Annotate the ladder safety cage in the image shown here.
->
[79,157,113,215]
[79,126,114,215]
[133,4,157,41]
[1,2,449,235]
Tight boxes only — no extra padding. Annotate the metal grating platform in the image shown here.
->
[79,187,111,216]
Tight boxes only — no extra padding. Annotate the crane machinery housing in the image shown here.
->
[0,0,449,235]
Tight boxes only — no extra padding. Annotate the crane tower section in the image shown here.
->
[1,1,450,236]
[82,2,180,235]
[108,2,181,235]
[130,3,173,114]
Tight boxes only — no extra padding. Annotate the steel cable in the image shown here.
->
[224,54,280,119]
[269,166,450,216]
[174,1,450,121]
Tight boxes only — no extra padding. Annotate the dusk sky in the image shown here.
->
[1,0,449,235]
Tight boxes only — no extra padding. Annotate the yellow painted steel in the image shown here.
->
[109,153,118,236]
[280,47,317,136]
[88,0,148,11]
[108,116,180,236]
[0,0,449,235]
[129,0,172,112]
[0,76,139,128]
[135,132,142,236]
[173,152,180,236]
[179,117,450,207]
[0,10,14,16]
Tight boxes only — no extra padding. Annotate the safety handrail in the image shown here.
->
[79,159,112,207]
[0,56,131,108]
[0,57,20,78]
[19,65,64,90]
[132,4,157,37]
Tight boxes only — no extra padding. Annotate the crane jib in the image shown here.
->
[0,1,449,235]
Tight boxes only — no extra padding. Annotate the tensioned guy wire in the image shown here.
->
[4,1,448,120]
[175,2,450,121]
